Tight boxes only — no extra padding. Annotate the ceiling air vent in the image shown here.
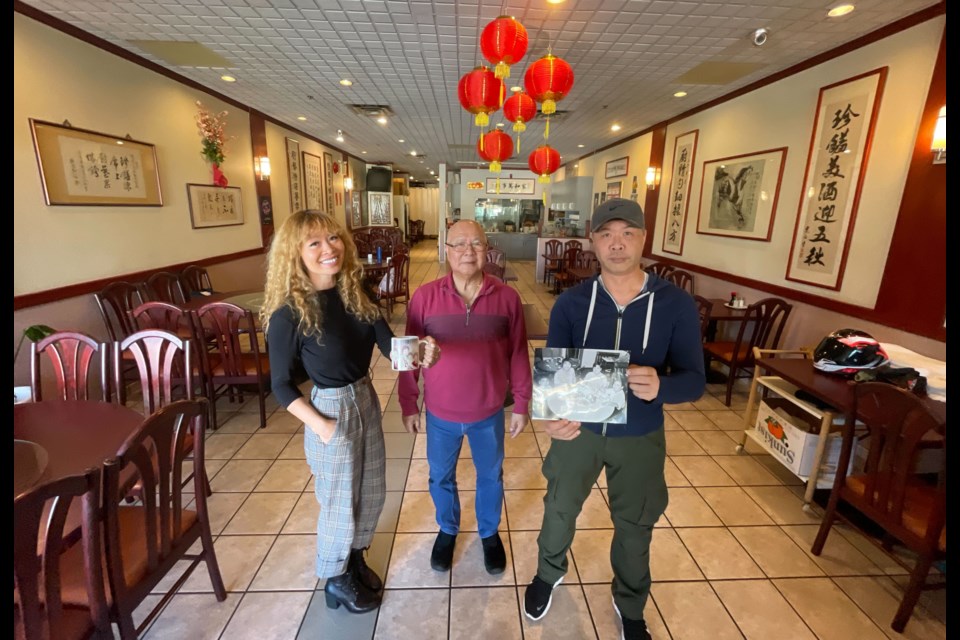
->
[348,104,395,118]
[534,109,571,121]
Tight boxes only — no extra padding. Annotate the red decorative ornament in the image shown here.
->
[528,145,561,183]
[476,130,513,173]
[503,92,536,133]
[332,161,340,174]
[524,54,575,115]
[212,162,229,188]
[457,66,504,127]
[480,16,528,80]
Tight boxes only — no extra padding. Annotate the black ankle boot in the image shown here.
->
[323,572,381,613]
[349,548,383,592]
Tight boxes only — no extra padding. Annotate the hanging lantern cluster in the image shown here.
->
[457,66,503,128]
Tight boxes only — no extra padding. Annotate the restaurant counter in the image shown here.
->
[486,232,539,260]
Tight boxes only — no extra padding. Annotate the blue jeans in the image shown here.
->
[426,408,505,539]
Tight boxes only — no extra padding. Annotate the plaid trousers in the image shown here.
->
[306,377,386,578]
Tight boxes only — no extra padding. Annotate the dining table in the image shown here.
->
[13,400,144,498]
[181,288,264,313]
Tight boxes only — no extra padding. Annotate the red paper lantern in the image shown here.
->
[528,145,561,183]
[457,66,504,127]
[480,16,528,80]
[503,92,537,133]
[524,54,574,115]
[477,130,513,173]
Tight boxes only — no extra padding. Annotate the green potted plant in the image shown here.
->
[14,325,55,403]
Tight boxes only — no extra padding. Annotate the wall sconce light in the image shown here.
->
[931,106,946,164]
[254,156,271,180]
[645,166,661,190]
[343,177,354,191]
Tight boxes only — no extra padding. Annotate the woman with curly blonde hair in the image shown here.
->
[263,210,438,614]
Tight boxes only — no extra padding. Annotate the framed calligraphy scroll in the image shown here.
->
[302,151,323,211]
[285,137,303,213]
[661,130,698,255]
[186,184,243,228]
[323,152,336,213]
[605,181,622,200]
[29,119,162,206]
[605,156,629,179]
[696,147,786,241]
[786,68,886,290]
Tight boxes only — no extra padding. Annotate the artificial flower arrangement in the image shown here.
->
[195,101,229,187]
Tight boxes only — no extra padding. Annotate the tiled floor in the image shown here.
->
[139,243,946,639]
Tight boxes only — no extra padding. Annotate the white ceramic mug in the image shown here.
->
[391,336,428,371]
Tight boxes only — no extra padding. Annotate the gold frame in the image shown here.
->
[29,119,162,206]
[186,183,243,228]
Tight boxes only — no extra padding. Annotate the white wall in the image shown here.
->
[573,133,654,205]
[14,13,262,295]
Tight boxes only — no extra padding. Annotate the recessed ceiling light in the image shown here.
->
[510,86,522,93]
[220,75,236,82]
[496,123,505,128]
[297,116,307,121]
[376,116,388,125]
[674,91,688,98]
[335,129,344,143]
[573,164,578,168]
[611,124,622,132]
[361,150,367,154]
[398,139,405,143]
[339,79,353,86]
[827,4,855,18]
[546,0,566,4]
[429,170,435,175]
[577,144,584,148]
[410,150,417,156]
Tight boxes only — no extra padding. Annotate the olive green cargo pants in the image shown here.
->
[536,428,668,620]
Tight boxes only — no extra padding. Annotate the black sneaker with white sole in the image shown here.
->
[523,575,563,620]
[613,598,652,640]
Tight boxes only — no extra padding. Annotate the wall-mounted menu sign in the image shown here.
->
[466,181,484,190]
[485,178,534,194]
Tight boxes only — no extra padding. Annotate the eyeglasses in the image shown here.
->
[445,240,487,253]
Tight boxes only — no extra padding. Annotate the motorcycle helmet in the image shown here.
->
[813,328,888,375]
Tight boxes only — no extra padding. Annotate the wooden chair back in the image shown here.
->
[692,295,714,341]
[143,272,188,305]
[114,329,193,415]
[102,399,225,638]
[666,269,695,295]
[178,265,213,295]
[14,467,110,640]
[645,262,675,278]
[484,247,507,280]
[30,331,109,402]
[377,253,411,321]
[95,281,144,342]
[812,382,945,632]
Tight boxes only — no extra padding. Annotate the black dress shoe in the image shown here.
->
[349,548,383,592]
[430,531,457,572]
[323,572,381,613]
[481,533,506,575]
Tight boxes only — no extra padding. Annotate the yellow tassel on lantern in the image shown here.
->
[541,99,557,115]
[515,137,521,154]
[490,161,502,173]
[475,112,489,127]
[494,62,510,79]
[512,121,526,133]
[499,83,505,108]
[544,117,550,140]
[538,175,551,184]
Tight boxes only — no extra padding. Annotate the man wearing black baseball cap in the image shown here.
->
[524,199,706,640]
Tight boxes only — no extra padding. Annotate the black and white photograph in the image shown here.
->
[532,348,631,423]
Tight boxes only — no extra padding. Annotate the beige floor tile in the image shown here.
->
[455,459,478,490]
[232,433,294,459]
[248,534,318,591]
[254,459,312,492]
[222,492,299,535]
[664,457,692,487]
[519,584,598,640]
[675,528,764,579]
[456,489,508,532]
[687,429,740,455]
[663,487,723,527]
[600,490,670,528]
[534,431,554,456]
[781,524,885,576]
[577,488,613,528]
[380,410,408,433]
[712,454,783,485]
[834,526,909,576]
[209,459,273,493]
[374,588,449,640]
[702,409,751,431]
[282,492,319,534]
[697,486,774,526]
[665,430,709,456]
[504,489,546,530]
[375,490,404,533]
[220,591,312,640]
[662,412,684,431]
[652,581,743,639]
[752,454,806,485]
[384,457,409,491]
[773,577,889,640]
[383,432,415,459]
[597,466,607,488]
[510,530,578,584]
[833,576,947,639]
[277,433,305,459]
[649,528,705,581]
[449,586,523,640]
[692,394,731,412]
[672,456,737,486]
[571,529,614,583]
[502,457,547,489]
[181,535,275,592]
[405,458,430,491]
[372,377,396,397]
[412,432,427,457]
[215,412,265,433]
[396,490,437,533]
[196,491,249,535]
[205,433,253,460]
[665,402,698,412]
[451,532,516,586]
[740,486,822,525]
[671,410,721,430]
[730,526,824,578]
[505,431,541,457]
[712,579,816,640]
[583,583,670,640]
[384,533,450,588]
[141,592,241,640]
[261,410,305,433]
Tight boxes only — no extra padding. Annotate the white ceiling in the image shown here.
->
[19,0,940,181]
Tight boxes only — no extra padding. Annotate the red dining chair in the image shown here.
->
[94,281,144,343]
[666,268,695,295]
[483,246,507,281]
[644,261,675,278]
[541,239,564,287]
[178,264,214,296]
[143,271,188,306]
[15,466,111,640]
[30,331,109,402]
[377,252,411,321]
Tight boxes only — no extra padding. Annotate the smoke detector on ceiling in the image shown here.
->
[751,28,769,47]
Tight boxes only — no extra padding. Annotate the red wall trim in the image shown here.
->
[13,248,266,311]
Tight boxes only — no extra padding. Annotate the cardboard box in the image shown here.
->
[754,397,849,478]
